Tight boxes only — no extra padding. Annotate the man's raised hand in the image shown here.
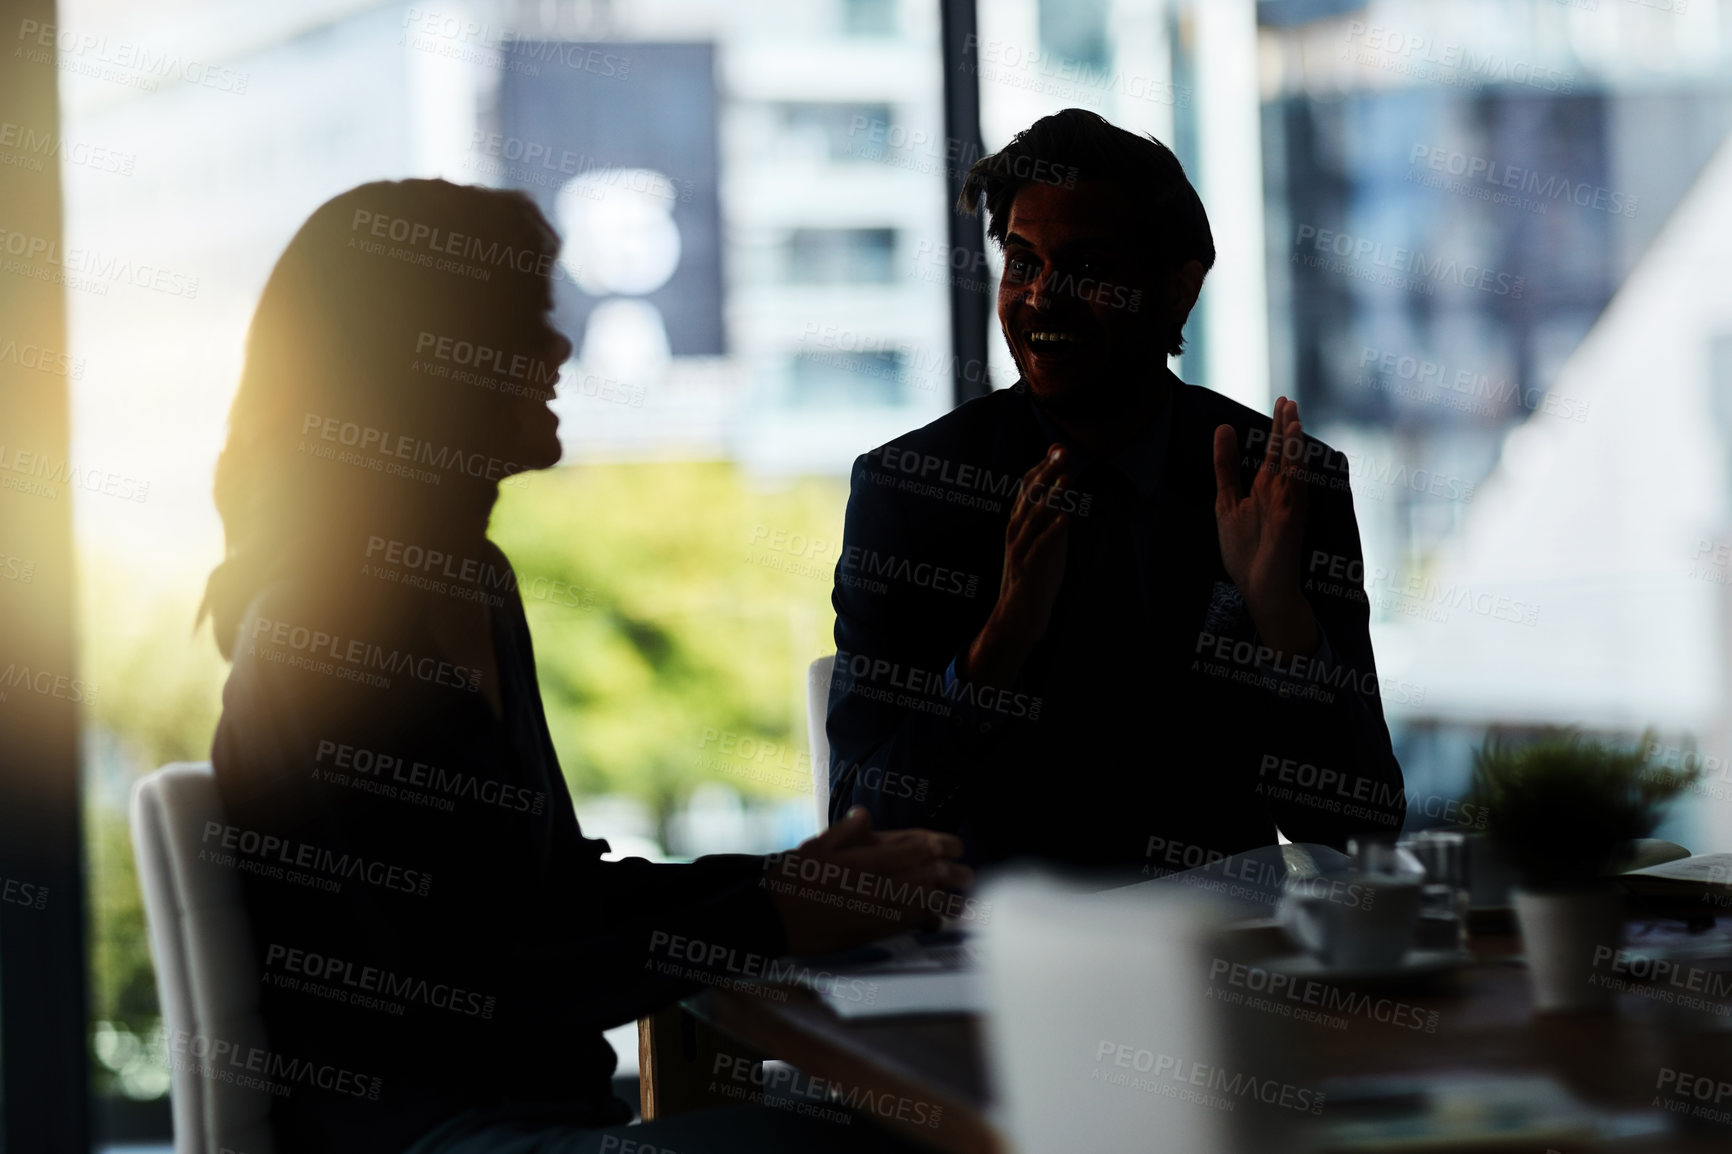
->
[1211,397,1319,658]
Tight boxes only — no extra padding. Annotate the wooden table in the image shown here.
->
[684,983,1000,1152]
[644,923,1732,1153]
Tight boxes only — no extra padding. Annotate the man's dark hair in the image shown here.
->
[960,109,1215,354]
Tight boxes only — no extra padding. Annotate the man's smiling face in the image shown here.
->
[996,179,1181,417]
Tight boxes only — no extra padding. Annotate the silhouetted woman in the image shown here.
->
[203,180,963,1154]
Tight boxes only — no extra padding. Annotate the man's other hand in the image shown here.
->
[963,443,1073,687]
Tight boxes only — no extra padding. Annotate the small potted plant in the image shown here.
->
[1468,729,1696,1013]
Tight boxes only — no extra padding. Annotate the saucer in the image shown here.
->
[1264,947,1471,987]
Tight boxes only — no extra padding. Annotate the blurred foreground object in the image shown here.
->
[978,872,1261,1154]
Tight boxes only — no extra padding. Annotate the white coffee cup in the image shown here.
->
[1278,870,1421,969]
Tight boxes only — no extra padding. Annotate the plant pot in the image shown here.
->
[1512,886,1625,1014]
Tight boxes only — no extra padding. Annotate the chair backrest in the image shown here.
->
[805,654,834,827]
[979,874,1237,1154]
[131,762,277,1154]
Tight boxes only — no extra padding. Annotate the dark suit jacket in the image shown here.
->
[826,379,1407,880]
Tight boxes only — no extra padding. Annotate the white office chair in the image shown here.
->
[978,874,1239,1154]
[804,654,834,827]
[131,762,277,1154]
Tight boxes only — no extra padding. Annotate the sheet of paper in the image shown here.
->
[1105,842,1353,916]
[1624,850,1732,884]
[818,969,986,1019]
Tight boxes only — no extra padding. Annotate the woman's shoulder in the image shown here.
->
[224,567,429,714]
[234,567,422,652]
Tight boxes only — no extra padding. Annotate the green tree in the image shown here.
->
[493,461,847,830]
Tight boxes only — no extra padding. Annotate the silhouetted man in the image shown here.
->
[826,110,1406,881]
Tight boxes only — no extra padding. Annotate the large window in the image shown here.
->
[32,0,1732,1145]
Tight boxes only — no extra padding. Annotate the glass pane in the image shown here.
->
[973,0,1732,853]
[57,0,947,1137]
[1253,0,1732,844]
